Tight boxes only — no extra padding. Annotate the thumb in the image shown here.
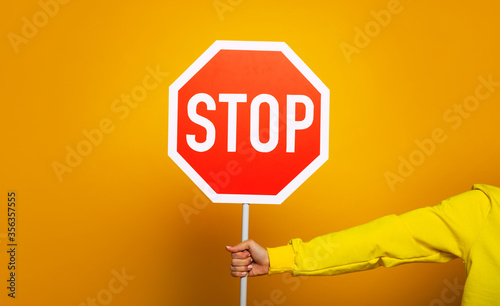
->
[226,240,252,253]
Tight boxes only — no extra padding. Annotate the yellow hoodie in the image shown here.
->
[267,184,500,305]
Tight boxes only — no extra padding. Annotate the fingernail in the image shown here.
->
[242,272,247,277]
[248,265,253,269]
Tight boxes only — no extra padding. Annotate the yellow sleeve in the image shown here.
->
[267,189,490,276]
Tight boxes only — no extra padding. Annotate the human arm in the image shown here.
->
[267,187,491,276]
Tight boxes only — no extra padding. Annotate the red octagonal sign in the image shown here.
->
[168,41,329,204]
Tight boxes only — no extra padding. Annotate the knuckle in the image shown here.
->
[232,252,244,259]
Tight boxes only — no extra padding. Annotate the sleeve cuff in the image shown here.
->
[267,244,295,275]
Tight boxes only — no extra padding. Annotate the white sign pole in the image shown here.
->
[240,203,249,306]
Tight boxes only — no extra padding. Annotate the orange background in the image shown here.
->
[1,0,500,305]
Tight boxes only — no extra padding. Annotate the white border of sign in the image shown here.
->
[168,40,329,204]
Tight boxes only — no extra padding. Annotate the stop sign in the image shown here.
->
[168,40,329,204]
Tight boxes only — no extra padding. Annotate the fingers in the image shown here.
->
[232,257,253,267]
[230,264,253,272]
[226,240,253,253]
[226,240,266,277]
[230,263,253,277]
[230,255,253,278]
[231,250,250,259]
[231,271,249,277]
[227,248,253,278]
